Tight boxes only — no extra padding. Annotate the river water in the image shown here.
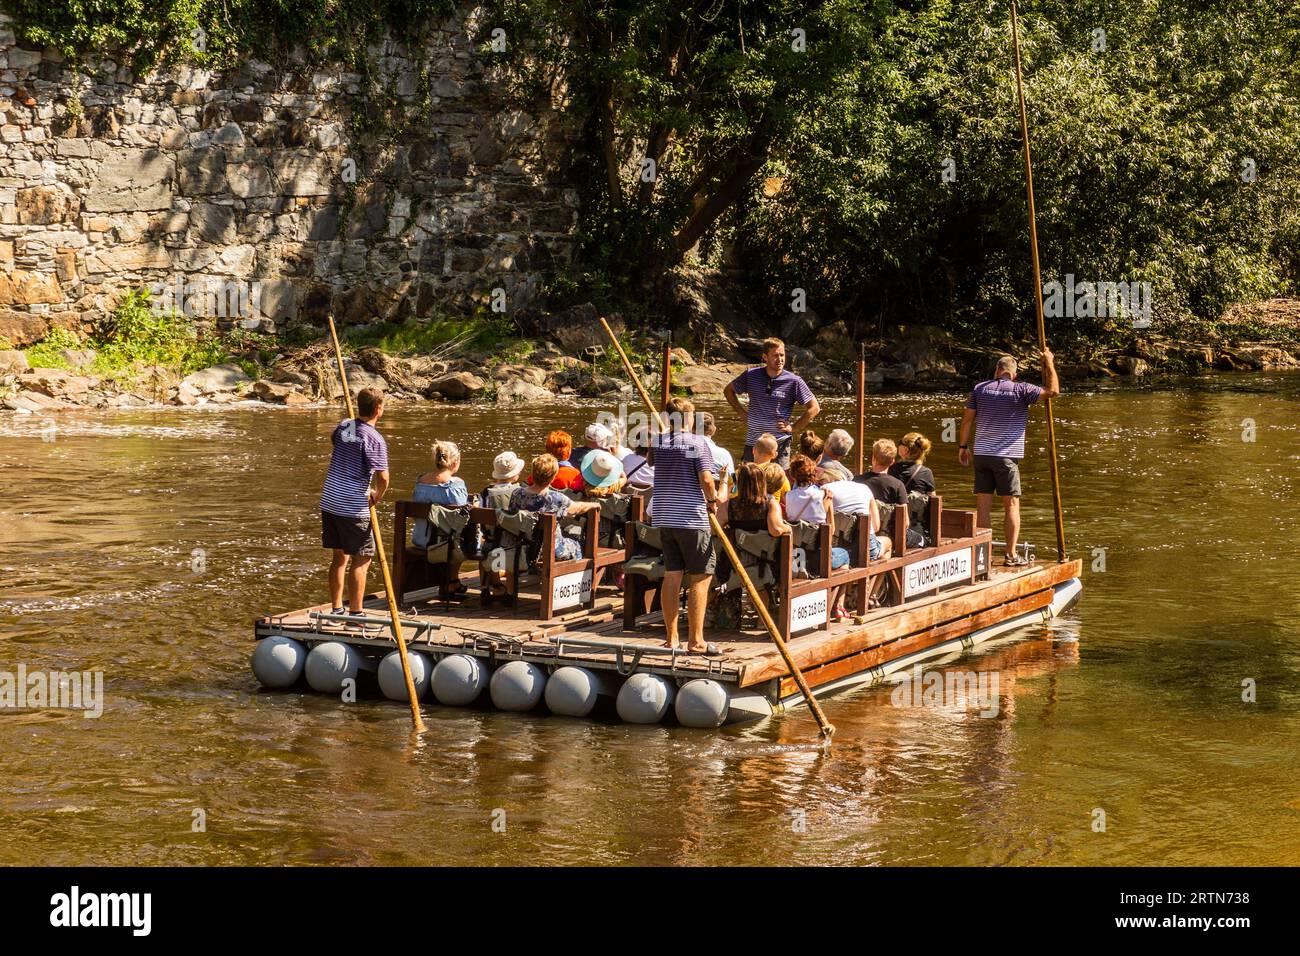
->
[2,373,1297,865]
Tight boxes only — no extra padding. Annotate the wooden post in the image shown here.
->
[1010,0,1068,561]
[598,316,836,744]
[327,317,426,733]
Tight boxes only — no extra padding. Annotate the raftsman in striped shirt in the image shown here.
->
[729,366,814,445]
[965,379,1043,458]
[320,419,389,517]
[649,431,715,530]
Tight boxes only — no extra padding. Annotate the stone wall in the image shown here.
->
[0,8,579,346]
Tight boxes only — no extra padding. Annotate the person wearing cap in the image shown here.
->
[620,423,655,494]
[571,422,614,473]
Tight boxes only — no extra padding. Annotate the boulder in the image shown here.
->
[3,390,70,413]
[495,379,554,404]
[673,363,747,397]
[426,371,485,401]
[269,367,314,389]
[0,350,29,374]
[181,363,252,394]
[1113,355,1150,377]
[252,380,294,403]
[58,349,97,369]
[18,369,95,398]
[491,364,547,387]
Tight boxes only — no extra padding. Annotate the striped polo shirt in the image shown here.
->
[649,431,715,530]
[965,379,1043,458]
[320,419,389,518]
[729,367,814,445]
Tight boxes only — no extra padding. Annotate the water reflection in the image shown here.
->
[1,373,1298,864]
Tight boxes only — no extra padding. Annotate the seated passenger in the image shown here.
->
[620,424,655,493]
[534,429,585,491]
[571,422,613,473]
[696,411,734,500]
[821,476,890,562]
[480,451,525,509]
[892,431,937,494]
[760,460,791,504]
[818,428,856,482]
[509,454,600,561]
[725,462,789,537]
[579,450,626,497]
[412,439,470,597]
[798,429,824,462]
[787,455,853,619]
[861,439,926,548]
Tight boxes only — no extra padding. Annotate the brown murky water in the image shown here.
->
[2,373,1298,865]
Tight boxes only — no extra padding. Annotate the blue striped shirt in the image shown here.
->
[730,367,814,445]
[965,379,1043,458]
[649,431,715,530]
[320,419,389,517]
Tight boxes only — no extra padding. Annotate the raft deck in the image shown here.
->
[255,557,1082,700]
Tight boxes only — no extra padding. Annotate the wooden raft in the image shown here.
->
[255,557,1080,691]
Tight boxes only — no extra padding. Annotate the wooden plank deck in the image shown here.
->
[256,558,1081,689]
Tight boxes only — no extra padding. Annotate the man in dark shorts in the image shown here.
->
[648,396,721,654]
[724,337,821,469]
[320,387,390,623]
[958,349,1059,565]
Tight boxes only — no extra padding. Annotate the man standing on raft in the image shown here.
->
[724,337,821,469]
[958,350,1060,566]
[319,386,389,626]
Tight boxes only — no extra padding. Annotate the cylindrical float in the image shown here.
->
[544,666,604,718]
[616,672,676,724]
[490,660,547,712]
[251,635,307,688]
[304,641,362,694]
[431,653,489,706]
[674,679,730,728]
[378,649,431,702]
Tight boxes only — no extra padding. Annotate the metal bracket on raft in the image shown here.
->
[308,611,441,643]
[548,635,697,675]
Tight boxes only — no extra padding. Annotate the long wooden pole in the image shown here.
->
[1010,0,1068,561]
[598,318,835,744]
[855,346,866,475]
[660,332,672,411]
[327,317,427,732]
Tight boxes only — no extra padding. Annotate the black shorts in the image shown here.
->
[322,510,375,556]
[972,455,1022,497]
[660,527,717,575]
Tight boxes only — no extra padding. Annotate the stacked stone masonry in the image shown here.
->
[0,9,579,346]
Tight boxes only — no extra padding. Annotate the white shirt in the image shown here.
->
[824,479,874,517]
[784,484,827,524]
[706,437,735,479]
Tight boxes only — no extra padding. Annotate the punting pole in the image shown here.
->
[327,316,427,732]
[598,316,836,744]
[855,344,866,474]
[1010,0,1068,561]
[660,331,672,411]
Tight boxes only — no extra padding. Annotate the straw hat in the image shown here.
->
[580,450,624,489]
[492,451,525,481]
